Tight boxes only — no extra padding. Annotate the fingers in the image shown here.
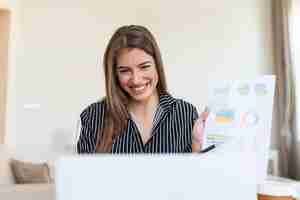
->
[192,142,202,153]
[192,107,210,153]
[192,119,204,152]
[192,118,205,143]
[199,107,210,122]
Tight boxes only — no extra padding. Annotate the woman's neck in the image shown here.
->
[128,92,159,119]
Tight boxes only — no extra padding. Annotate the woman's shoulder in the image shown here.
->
[161,94,197,114]
[80,98,107,124]
[172,96,197,110]
[171,96,199,120]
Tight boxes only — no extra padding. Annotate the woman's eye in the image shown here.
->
[119,69,130,73]
[141,65,151,69]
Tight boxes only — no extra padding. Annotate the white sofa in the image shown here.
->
[0,144,54,200]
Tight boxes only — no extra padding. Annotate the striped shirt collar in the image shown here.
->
[157,94,177,112]
[128,94,177,134]
[128,94,177,119]
[152,94,177,132]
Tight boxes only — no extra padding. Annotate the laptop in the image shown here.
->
[55,151,257,200]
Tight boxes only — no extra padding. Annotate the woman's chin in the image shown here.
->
[129,91,155,103]
[130,94,150,102]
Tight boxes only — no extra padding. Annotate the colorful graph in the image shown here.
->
[213,86,230,96]
[215,109,234,124]
[237,83,250,96]
[255,83,268,96]
[240,112,259,127]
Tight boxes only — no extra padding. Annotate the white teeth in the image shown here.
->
[133,85,145,91]
[132,83,148,93]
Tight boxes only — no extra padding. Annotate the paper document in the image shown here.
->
[202,75,276,183]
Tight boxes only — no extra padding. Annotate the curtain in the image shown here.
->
[272,0,299,179]
[0,9,10,144]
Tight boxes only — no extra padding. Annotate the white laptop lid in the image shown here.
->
[55,151,257,200]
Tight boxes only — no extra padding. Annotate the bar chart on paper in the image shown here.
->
[202,75,276,183]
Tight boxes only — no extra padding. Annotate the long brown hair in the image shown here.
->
[96,25,168,152]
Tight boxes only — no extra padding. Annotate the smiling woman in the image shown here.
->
[76,25,209,154]
[0,9,10,144]
[116,48,159,144]
[116,48,159,104]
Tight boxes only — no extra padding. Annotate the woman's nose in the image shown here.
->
[131,71,142,84]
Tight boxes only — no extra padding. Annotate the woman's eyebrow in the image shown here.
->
[138,61,152,66]
[117,61,152,69]
[117,65,129,69]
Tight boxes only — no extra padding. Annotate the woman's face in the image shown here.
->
[116,48,159,103]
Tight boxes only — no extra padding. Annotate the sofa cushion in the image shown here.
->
[0,144,15,185]
[10,159,51,184]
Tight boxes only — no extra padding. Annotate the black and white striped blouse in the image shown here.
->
[77,94,198,153]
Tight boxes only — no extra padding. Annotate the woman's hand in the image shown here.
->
[192,110,209,152]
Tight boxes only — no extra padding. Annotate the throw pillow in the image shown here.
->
[10,159,51,184]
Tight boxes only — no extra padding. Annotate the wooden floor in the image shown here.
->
[0,9,10,144]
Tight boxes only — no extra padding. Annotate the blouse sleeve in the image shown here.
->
[76,101,105,154]
[192,105,199,124]
[77,107,94,154]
